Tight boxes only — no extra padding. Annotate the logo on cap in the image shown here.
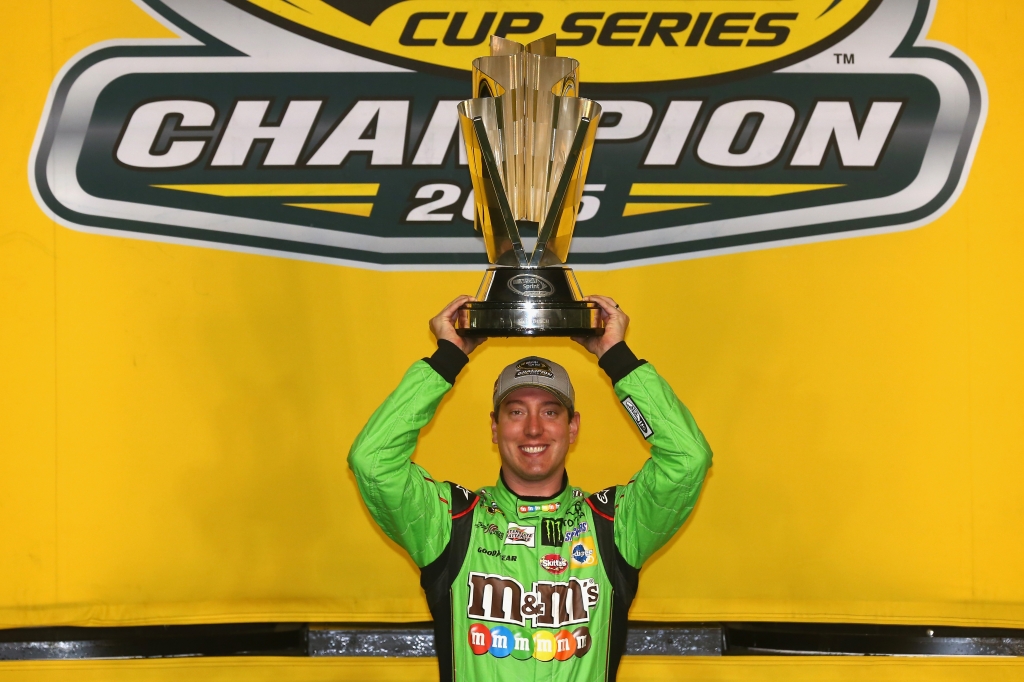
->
[515,359,554,379]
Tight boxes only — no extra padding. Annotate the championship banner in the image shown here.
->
[5,0,1024,634]
[33,0,982,267]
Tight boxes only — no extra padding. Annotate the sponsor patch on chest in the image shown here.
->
[466,572,599,628]
[569,537,597,568]
[475,521,504,538]
[468,623,592,661]
[519,502,559,514]
[563,521,589,544]
[504,523,535,548]
[477,546,518,562]
[540,554,568,575]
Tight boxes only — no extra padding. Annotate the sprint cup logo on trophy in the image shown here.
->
[456,35,604,337]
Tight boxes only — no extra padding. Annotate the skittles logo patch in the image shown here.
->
[540,554,569,575]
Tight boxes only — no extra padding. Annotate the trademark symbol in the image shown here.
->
[834,53,855,64]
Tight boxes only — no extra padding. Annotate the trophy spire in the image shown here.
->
[458,36,602,267]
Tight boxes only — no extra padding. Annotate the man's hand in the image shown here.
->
[430,295,485,356]
[572,295,628,359]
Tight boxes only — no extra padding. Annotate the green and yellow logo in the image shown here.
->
[31,0,985,268]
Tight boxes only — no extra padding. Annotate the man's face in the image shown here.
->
[491,387,580,483]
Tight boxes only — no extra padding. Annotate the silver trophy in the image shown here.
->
[456,35,604,337]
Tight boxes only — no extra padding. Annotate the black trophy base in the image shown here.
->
[456,267,605,338]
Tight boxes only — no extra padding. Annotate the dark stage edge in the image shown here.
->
[0,622,1023,660]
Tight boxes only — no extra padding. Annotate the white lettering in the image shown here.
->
[116,100,215,168]
[412,100,467,165]
[595,100,654,141]
[467,573,593,628]
[790,100,903,168]
[406,183,461,222]
[697,100,796,167]
[644,100,702,165]
[308,101,409,166]
[578,184,605,222]
[211,100,321,167]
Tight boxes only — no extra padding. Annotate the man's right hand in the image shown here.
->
[430,295,485,356]
[572,295,629,359]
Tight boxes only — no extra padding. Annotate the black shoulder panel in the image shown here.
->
[419,482,478,682]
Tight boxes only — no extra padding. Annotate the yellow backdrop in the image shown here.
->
[2,656,1024,682]
[2,0,1023,630]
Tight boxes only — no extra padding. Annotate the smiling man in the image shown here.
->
[348,294,712,682]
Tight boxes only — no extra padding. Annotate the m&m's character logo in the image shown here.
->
[519,503,560,514]
[469,623,517,657]
[469,624,592,661]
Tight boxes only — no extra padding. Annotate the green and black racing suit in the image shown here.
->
[348,341,712,681]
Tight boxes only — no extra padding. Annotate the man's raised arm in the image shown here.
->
[574,296,713,569]
[347,296,483,567]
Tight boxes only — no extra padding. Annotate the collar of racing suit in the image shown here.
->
[492,469,577,523]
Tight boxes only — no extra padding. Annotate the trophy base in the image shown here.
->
[456,266,604,337]
[457,301,604,337]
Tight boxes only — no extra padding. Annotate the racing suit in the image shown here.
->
[348,341,712,681]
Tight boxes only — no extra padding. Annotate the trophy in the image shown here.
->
[456,35,604,337]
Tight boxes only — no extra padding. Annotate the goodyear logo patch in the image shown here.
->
[31,0,985,269]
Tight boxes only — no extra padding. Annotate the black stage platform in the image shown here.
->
[1,622,1022,659]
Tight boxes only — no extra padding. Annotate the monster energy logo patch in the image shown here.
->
[541,517,566,547]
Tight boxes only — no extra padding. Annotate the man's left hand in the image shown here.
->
[572,295,628,359]
[429,295,485,356]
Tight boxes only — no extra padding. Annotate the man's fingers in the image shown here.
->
[439,294,473,319]
[586,295,620,316]
[445,294,470,311]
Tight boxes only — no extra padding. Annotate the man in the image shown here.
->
[348,294,712,681]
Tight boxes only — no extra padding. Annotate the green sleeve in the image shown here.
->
[347,360,454,567]
[612,363,713,568]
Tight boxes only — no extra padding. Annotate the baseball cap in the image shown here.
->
[493,356,575,413]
